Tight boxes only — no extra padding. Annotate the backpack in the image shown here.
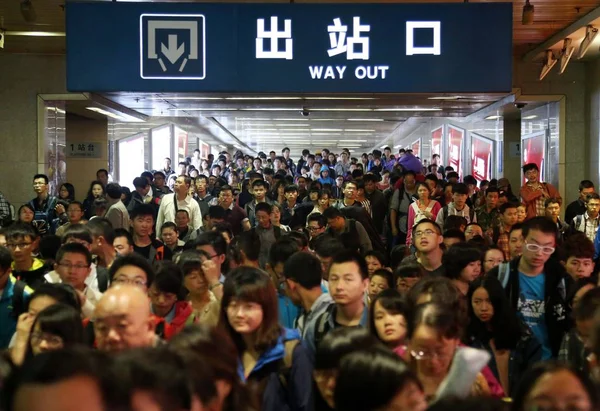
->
[278,339,300,390]
[313,310,332,350]
[11,280,27,318]
[29,197,57,236]
[497,262,511,289]
[442,205,475,224]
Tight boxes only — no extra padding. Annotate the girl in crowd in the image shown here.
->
[516,203,527,224]
[313,328,381,411]
[368,269,393,301]
[364,250,387,277]
[369,289,408,355]
[270,180,287,205]
[178,250,220,327]
[334,347,427,411]
[170,325,258,411]
[482,246,505,274]
[17,204,35,226]
[512,362,598,411]
[82,180,105,220]
[219,267,312,411]
[466,276,542,396]
[11,283,81,365]
[25,304,84,361]
[270,204,290,232]
[308,189,331,217]
[58,183,75,203]
[442,243,482,296]
[406,182,441,246]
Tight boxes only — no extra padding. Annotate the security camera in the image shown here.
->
[515,103,527,109]
[300,108,310,117]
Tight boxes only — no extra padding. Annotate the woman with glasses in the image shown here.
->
[487,217,568,360]
[466,276,542,397]
[25,303,84,361]
[219,266,313,411]
[406,301,500,402]
[512,362,598,411]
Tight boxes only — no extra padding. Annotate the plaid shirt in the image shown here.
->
[571,212,600,243]
[0,191,10,225]
[535,197,546,217]
[476,206,500,232]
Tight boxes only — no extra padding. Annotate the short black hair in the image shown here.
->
[322,207,344,220]
[55,243,92,266]
[0,246,12,271]
[87,217,116,245]
[411,219,441,236]
[452,183,469,195]
[307,213,326,228]
[269,238,301,267]
[544,197,561,208]
[193,231,227,256]
[499,202,518,215]
[39,235,62,261]
[62,224,93,245]
[509,223,524,236]
[442,243,481,280]
[284,184,298,194]
[442,228,466,242]
[113,228,133,246]
[284,251,322,289]
[130,204,155,220]
[105,183,122,200]
[236,231,261,263]
[313,237,345,258]
[579,180,595,191]
[108,253,155,287]
[522,216,558,241]
[160,221,178,233]
[33,174,49,184]
[152,261,185,299]
[485,187,499,195]
[28,283,82,314]
[255,202,272,215]
[314,328,380,371]
[573,287,600,321]
[252,179,269,190]
[522,162,539,173]
[133,176,149,189]
[463,175,477,186]
[444,215,468,231]
[207,205,226,220]
[153,171,166,179]
[330,250,369,280]
[4,223,37,241]
[364,250,388,267]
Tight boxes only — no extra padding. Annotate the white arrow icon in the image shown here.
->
[158,34,188,72]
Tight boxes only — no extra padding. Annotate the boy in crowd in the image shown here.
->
[55,201,86,237]
[493,202,519,261]
[130,204,171,262]
[5,223,48,289]
[560,233,596,284]
[509,223,524,260]
[476,187,500,234]
[251,202,281,268]
[305,251,370,357]
[402,219,445,277]
[572,192,600,243]
[113,228,134,257]
[175,209,197,243]
[245,179,272,228]
[436,183,476,232]
[160,222,185,254]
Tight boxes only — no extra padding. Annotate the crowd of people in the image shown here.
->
[0,145,600,411]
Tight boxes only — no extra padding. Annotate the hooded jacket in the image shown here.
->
[164,301,193,338]
[239,328,313,411]
[318,165,335,186]
[487,256,568,358]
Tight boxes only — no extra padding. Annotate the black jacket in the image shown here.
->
[487,256,568,358]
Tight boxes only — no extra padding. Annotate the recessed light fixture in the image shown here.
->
[344,129,376,132]
[374,108,442,112]
[310,108,370,112]
[86,107,125,120]
[522,115,538,120]
[304,97,377,100]
[339,140,368,142]
[226,97,302,100]
[150,96,224,100]
[240,108,300,111]
[311,128,343,132]
[485,115,502,120]
[427,96,462,100]
[5,31,65,37]
[169,108,237,111]
[347,118,385,121]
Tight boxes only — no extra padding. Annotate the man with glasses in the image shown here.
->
[572,193,600,244]
[55,201,85,237]
[4,223,48,289]
[52,243,101,318]
[488,216,568,359]
[400,219,445,277]
[306,214,326,241]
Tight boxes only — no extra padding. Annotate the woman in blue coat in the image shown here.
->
[220,266,314,411]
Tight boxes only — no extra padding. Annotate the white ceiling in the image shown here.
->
[101,92,508,155]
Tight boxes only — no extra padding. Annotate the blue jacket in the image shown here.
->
[318,165,335,187]
[239,328,314,411]
[0,275,32,349]
[279,293,301,330]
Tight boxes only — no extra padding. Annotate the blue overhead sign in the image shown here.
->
[66,2,513,93]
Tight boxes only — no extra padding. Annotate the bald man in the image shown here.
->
[94,285,156,352]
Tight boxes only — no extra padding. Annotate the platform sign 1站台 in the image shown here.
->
[67,142,102,159]
[66,2,512,93]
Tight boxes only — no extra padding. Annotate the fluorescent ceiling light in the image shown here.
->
[344,129,376,132]
[485,115,502,120]
[240,108,300,111]
[374,108,442,112]
[169,108,237,111]
[46,107,66,114]
[380,146,388,149]
[339,140,368,142]
[522,115,538,120]
[311,128,343,132]
[226,97,302,100]
[274,124,310,127]
[269,118,309,121]
[278,128,312,131]
[347,118,385,121]
[150,96,224,100]
[312,133,342,136]
[427,96,462,100]
[5,31,65,37]
[236,118,272,121]
[394,145,403,149]
[244,128,278,131]
[310,119,339,121]
[310,108,370,112]
[304,97,377,100]
[86,107,125,120]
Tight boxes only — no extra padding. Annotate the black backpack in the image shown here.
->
[11,280,27,318]
[442,206,475,224]
[96,267,109,292]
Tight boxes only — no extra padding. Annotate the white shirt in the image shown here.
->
[44,268,103,319]
[156,193,203,233]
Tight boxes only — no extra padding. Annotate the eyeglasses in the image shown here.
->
[410,349,453,361]
[58,262,90,270]
[6,242,32,250]
[307,226,323,232]
[414,229,436,238]
[525,242,555,255]
[112,277,147,287]
[31,332,63,347]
